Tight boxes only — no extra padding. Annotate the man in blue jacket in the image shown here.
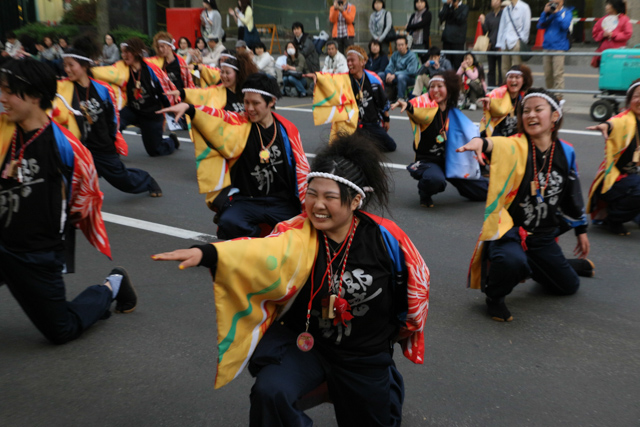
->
[381,36,419,102]
[537,0,573,98]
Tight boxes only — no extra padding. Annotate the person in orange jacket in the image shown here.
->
[330,1,357,54]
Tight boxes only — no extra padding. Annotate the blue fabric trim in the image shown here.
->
[378,223,408,324]
[559,139,588,228]
[91,79,118,140]
[51,122,75,200]
[278,123,299,199]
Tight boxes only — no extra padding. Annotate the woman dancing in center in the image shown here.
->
[153,133,430,426]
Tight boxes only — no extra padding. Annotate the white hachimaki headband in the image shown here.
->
[158,39,176,50]
[220,53,237,61]
[505,70,523,77]
[627,82,640,95]
[523,92,564,118]
[120,43,129,48]
[306,172,374,208]
[61,53,95,65]
[221,62,239,71]
[428,76,445,86]
[241,88,277,99]
[346,50,364,59]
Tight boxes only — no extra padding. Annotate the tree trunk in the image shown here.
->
[96,0,109,39]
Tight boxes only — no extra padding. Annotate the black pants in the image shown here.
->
[484,227,580,300]
[487,50,502,87]
[248,322,404,427]
[91,151,154,194]
[443,41,465,70]
[119,107,177,157]
[358,122,397,152]
[216,195,300,240]
[600,174,640,224]
[408,161,488,201]
[335,37,355,54]
[0,244,112,344]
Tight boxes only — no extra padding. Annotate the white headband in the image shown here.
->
[220,53,237,60]
[158,39,176,50]
[627,82,640,95]
[307,172,372,208]
[505,70,523,77]
[61,53,95,64]
[429,76,445,86]
[523,93,564,118]
[346,50,364,59]
[221,62,239,71]
[242,88,277,99]
[120,43,128,48]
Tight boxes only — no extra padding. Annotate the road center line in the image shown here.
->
[102,212,217,242]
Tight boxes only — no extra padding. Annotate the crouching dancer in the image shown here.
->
[457,88,594,322]
[153,133,430,426]
[0,59,137,344]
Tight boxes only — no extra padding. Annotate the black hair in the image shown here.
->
[607,0,626,14]
[242,72,282,103]
[463,52,485,82]
[0,58,57,110]
[427,46,441,57]
[67,35,101,69]
[395,35,408,45]
[285,41,298,58]
[203,0,219,10]
[368,39,382,57]
[291,22,304,33]
[253,41,266,52]
[430,70,460,109]
[195,37,206,50]
[517,88,564,141]
[414,0,429,11]
[310,133,390,211]
[626,78,640,108]
[122,37,146,61]
[371,0,385,10]
[326,40,338,49]
[105,33,116,44]
[7,31,17,40]
[220,50,258,91]
[178,37,191,48]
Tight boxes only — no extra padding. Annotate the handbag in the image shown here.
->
[473,35,490,52]
[506,6,532,61]
[382,11,397,43]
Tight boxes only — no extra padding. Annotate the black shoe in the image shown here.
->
[111,267,137,314]
[568,258,595,278]
[605,220,629,236]
[169,132,180,150]
[486,297,513,322]
[148,178,163,197]
[420,196,434,208]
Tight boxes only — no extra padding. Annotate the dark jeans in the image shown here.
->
[358,122,397,152]
[600,174,640,224]
[466,80,485,104]
[408,161,488,201]
[119,107,177,157]
[0,244,112,344]
[443,41,465,70]
[335,37,355,54]
[216,195,300,240]
[91,151,154,194]
[487,50,502,87]
[282,75,308,96]
[248,322,404,427]
[484,227,580,300]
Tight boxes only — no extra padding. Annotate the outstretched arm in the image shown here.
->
[152,248,204,269]
[456,136,493,166]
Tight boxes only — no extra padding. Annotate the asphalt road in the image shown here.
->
[2,65,639,426]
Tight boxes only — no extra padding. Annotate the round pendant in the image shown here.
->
[259,149,270,162]
[436,135,444,143]
[296,332,314,352]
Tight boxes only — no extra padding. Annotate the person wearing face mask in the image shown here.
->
[458,88,594,322]
[478,64,533,138]
[391,70,488,208]
[586,79,640,236]
[156,73,310,240]
[282,42,309,97]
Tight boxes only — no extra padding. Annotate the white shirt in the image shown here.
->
[322,51,349,74]
[253,52,276,77]
[496,0,532,50]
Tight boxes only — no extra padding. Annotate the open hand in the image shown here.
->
[586,122,611,140]
[156,102,190,122]
[456,137,488,166]
[574,234,590,259]
[390,99,408,113]
[152,248,203,269]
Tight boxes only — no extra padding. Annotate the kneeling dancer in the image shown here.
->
[153,133,430,426]
[458,88,594,322]
[0,59,137,344]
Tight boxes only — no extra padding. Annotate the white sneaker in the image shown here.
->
[469,103,477,111]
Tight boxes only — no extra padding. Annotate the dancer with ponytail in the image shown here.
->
[152,132,429,426]
[54,36,162,197]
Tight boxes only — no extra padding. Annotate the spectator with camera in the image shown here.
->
[439,0,469,70]
[537,0,574,99]
[496,0,531,79]
[330,1,357,54]
[412,46,453,97]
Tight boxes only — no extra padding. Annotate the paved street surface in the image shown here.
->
[2,65,639,426]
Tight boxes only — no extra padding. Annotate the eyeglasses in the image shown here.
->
[0,68,31,85]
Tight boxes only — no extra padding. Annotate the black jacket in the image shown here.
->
[439,3,469,44]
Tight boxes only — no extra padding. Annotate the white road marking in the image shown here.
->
[102,212,217,242]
